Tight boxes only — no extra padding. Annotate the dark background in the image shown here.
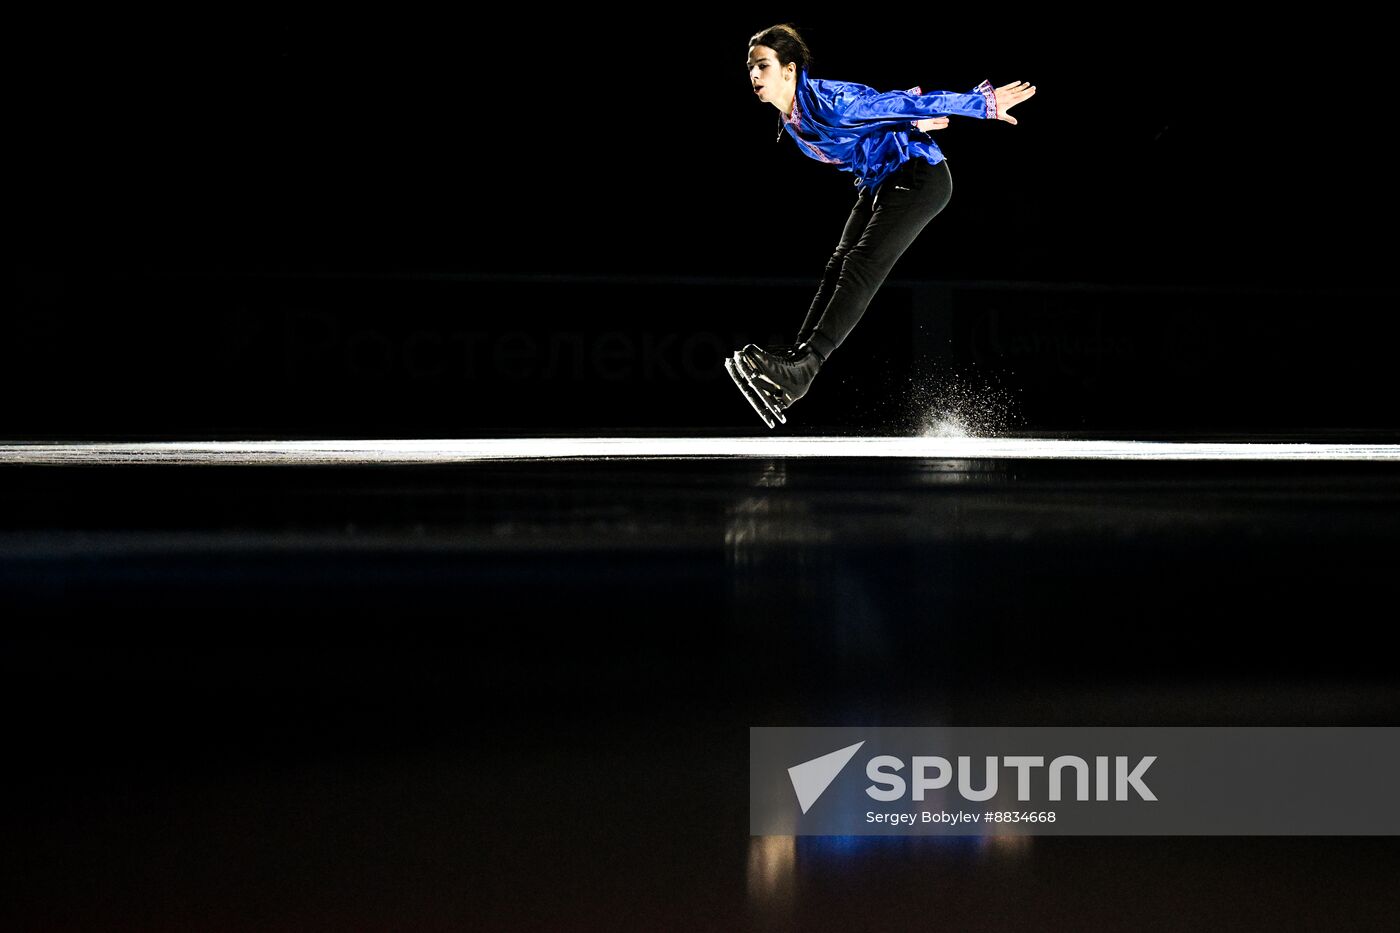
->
[6,12,1400,931]
[12,11,1399,437]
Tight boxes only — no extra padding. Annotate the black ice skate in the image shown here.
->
[736,342,825,412]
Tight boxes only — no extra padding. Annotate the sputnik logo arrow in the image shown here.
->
[787,741,865,814]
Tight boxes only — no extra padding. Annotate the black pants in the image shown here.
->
[797,157,953,360]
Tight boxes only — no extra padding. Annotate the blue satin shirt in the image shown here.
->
[781,68,997,198]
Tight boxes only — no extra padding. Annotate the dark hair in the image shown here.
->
[748,23,813,76]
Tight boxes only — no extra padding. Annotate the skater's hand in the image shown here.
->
[914,116,950,132]
[993,80,1036,125]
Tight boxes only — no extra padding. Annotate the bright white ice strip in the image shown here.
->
[3,437,1400,464]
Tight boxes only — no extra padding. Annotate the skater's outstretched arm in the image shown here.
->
[834,78,1036,125]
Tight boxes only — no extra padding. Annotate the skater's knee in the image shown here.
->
[839,248,893,280]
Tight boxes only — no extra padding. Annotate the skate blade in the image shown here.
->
[734,354,788,425]
[732,353,787,425]
[725,357,777,429]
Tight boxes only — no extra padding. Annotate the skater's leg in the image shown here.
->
[802,158,953,360]
[795,185,874,346]
[728,159,951,427]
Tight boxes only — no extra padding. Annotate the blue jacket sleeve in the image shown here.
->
[835,79,998,124]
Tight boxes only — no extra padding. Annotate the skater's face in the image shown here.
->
[747,45,794,103]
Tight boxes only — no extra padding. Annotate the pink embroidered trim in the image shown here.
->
[784,95,803,131]
[974,78,996,121]
[799,138,841,164]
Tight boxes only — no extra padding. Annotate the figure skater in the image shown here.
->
[726,23,1036,428]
